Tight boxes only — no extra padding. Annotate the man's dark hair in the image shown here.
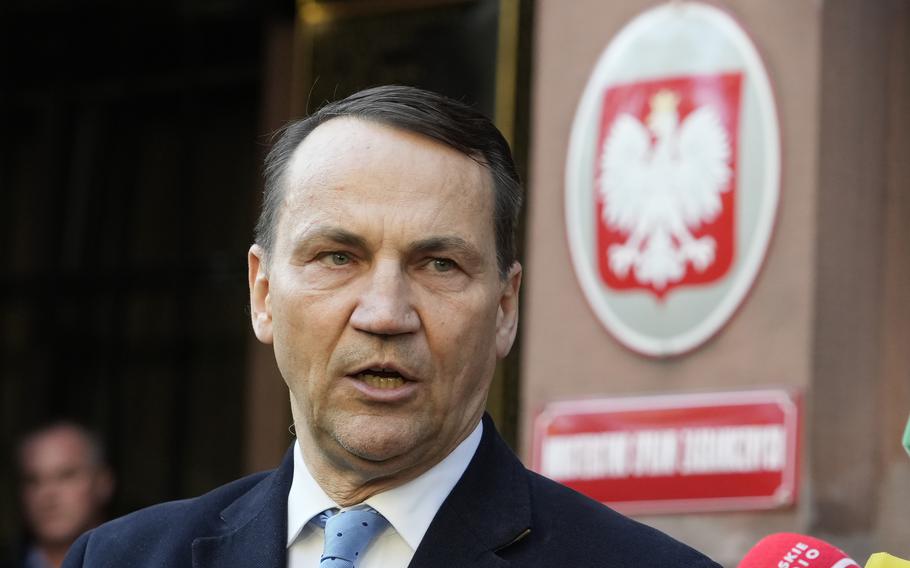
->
[256,85,523,278]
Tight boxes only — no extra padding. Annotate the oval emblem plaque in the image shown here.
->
[565,2,780,357]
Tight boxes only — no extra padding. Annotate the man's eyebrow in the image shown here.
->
[407,236,484,261]
[292,226,368,251]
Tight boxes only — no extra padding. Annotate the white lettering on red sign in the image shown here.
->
[540,432,631,480]
[633,430,678,476]
[541,424,786,481]
[680,425,786,474]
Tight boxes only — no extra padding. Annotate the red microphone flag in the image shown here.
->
[738,533,861,568]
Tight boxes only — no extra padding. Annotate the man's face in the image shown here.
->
[20,427,113,547]
[249,118,521,482]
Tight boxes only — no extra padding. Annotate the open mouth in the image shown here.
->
[353,367,410,390]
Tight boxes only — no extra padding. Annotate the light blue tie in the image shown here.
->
[314,507,389,567]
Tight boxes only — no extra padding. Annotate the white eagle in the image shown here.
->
[599,89,732,290]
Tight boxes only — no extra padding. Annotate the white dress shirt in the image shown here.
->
[286,421,483,568]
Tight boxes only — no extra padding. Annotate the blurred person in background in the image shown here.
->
[11,423,114,568]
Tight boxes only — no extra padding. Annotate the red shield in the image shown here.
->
[595,72,743,299]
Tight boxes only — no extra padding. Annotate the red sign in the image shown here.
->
[532,390,800,514]
[597,72,743,299]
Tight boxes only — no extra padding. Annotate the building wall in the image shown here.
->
[810,0,910,556]
[523,0,907,564]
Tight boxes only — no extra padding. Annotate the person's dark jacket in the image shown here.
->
[63,415,721,567]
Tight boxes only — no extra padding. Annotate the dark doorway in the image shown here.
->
[0,0,283,550]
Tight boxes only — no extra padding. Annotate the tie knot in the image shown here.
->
[317,507,389,567]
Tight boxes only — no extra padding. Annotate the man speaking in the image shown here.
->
[63,86,720,567]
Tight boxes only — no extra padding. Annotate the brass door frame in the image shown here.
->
[292,0,521,142]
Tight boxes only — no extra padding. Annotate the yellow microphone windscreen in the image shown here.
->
[865,553,910,568]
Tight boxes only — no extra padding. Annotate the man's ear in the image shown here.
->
[495,262,522,359]
[248,244,273,344]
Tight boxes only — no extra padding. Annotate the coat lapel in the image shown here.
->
[189,415,531,568]
[408,415,532,568]
[191,447,294,568]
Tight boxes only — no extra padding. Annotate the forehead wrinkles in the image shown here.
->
[292,124,486,193]
[274,145,339,248]
[277,118,496,246]
[421,167,493,236]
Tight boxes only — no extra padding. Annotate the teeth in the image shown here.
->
[360,374,405,390]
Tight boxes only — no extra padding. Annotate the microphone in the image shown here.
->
[737,533,860,568]
[865,553,910,568]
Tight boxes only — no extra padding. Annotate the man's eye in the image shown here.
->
[321,252,351,266]
[431,258,456,272]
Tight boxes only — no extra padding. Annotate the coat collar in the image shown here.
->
[189,414,531,568]
[191,447,294,568]
[407,414,532,568]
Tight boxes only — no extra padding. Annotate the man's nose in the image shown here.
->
[349,259,420,336]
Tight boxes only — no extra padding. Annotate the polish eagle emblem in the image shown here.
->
[598,89,732,291]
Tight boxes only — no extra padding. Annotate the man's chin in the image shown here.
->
[38,527,84,547]
[328,415,430,469]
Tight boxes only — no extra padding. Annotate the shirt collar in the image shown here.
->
[286,420,483,550]
[287,443,337,547]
